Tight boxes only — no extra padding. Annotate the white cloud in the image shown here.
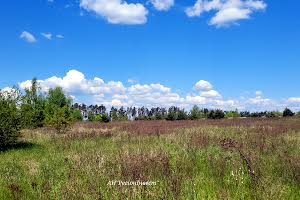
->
[41,32,52,40]
[255,90,263,97]
[56,34,64,39]
[248,91,271,105]
[150,0,174,11]
[20,31,37,43]
[194,80,213,91]
[19,70,126,98]
[288,97,300,103]
[186,0,266,26]
[200,90,221,98]
[80,0,148,25]
[13,69,300,111]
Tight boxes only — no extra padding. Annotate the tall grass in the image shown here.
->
[0,118,300,199]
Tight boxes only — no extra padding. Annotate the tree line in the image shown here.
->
[77,103,298,122]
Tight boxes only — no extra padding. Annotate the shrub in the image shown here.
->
[225,110,240,118]
[208,109,225,119]
[71,109,83,121]
[100,113,110,123]
[95,114,102,122]
[46,106,72,134]
[0,89,21,150]
[88,111,96,121]
[283,108,294,117]
[44,87,73,133]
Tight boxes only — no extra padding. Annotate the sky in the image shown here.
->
[0,0,300,111]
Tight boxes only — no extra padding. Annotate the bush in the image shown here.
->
[225,110,240,118]
[44,87,73,133]
[283,108,294,117]
[0,89,21,150]
[46,106,72,134]
[88,111,96,121]
[100,113,110,123]
[71,109,83,121]
[208,109,225,119]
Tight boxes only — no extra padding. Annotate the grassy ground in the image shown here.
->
[0,118,300,199]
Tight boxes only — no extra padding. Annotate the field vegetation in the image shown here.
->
[1,118,300,199]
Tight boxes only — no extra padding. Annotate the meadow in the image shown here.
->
[1,118,300,199]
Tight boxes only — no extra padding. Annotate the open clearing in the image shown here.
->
[1,118,300,199]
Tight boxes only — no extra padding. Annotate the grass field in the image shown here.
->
[1,118,300,199]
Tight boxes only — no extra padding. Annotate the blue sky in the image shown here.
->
[0,0,300,110]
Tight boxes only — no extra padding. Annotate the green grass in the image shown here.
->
[1,119,300,199]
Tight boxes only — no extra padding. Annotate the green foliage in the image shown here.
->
[189,105,201,120]
[20,78,46,128]
[177,109,188,120]
[1,118,300,199]
[208,109,225,119]
[297,112,300,118]
[110,107,128,121]
[225,110,241,118]
[0,89,21,150]
[100,113,110,123]
[47,87,71,108]
[46,106,72,134]
[283,108,294,117]
[265,111,282,118]
[95,114,102,122]
[71,109,83,121]
[166,106,179,121]
[88,112,96,121]
[44,87,73,133]
[110,107,118,121]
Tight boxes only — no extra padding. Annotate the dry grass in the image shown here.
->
[1,117,300,199]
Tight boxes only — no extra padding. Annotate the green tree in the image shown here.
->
[95,114,102,122]
[45,87,73,133]
[100,113,110,123]
[88,111,96,121]
[189,105,205,120]
[71,109,83,121]
[0,88,21,150]
[20,78,46,128]
[208,109,225,119]
[177,109,188,120]
[225,110,240,118]
[283,108,294,117]
[166,106,178,121]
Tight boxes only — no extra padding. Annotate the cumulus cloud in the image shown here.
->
[80,0,148,25]
[41,32,52,40]
[248,91,271,105]
[200,90,221,98]
[13,69,300,111]
[288,97,300,103]
[20,31,37,43]
[150,0,175,11]
[185,0,266,26]
[194,80,213,91]
[19,70,126,97]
